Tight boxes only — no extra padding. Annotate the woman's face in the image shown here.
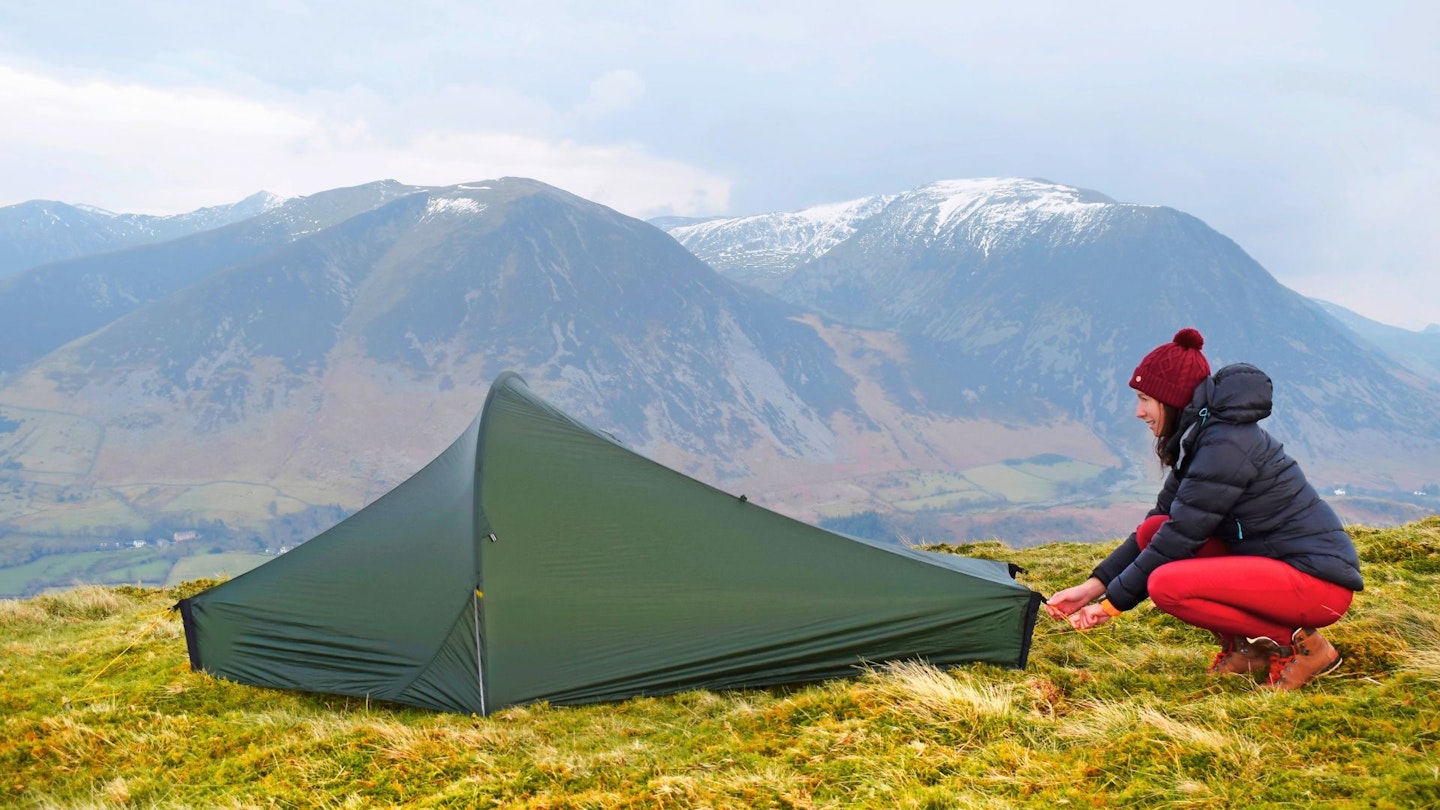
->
[1135,392,1166,437]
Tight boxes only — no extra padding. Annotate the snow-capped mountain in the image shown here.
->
[0,178,851,516]
[0,191,287,278]
[658,179,1119,293]
[3,176,1437,598]
[661,193,896,292]
[657,177,1440,462]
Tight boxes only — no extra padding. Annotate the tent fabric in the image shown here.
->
[179,372,1042,715]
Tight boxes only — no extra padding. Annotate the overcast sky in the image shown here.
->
[1,2,1435,329]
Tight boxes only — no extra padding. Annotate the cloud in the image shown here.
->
[0,64,729,219]
[1,4,1434,329]
[574,69,646,121]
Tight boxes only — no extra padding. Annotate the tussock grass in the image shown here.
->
[0,598,47,626]
[23,585,131,621]
[1394,608,1440,681]
[4,517,1440,808]
[1058,700,1266,764]
[862,659,1018,723]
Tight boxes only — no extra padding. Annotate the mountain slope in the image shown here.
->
[0,181,424,375]
[69,179,852,457]
[0,179,861,545]
[662,178,1440,466]
[2,177,1435,592]
[660,193,896,292]
[0,192,284,278]
[1310,298,1440,388]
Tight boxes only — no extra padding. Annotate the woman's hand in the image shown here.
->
[1066,603,1113,631]
[1044,577,1106,619]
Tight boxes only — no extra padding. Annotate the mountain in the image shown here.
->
[660,194,896,292]
[659,178,1440,469]
[0,179,867,558]
[3,176,1437,597]
[0,181,425,375]
[0,191,285,278]
[63,178,850,458]
[1309,299,1440,388]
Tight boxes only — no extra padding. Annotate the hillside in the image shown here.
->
[0,180,423,374]
[661,179,1440,468]
[3,517,1437,807]
[1311,298,1440,388]
[0,192,284,279]
[4,176,1438,598]
[0,179,877,597]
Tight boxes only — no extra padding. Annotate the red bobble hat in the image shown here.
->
[1129,328,1211,409]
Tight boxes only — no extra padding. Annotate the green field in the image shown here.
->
[165,553,271,584]
[2,517,1436,807]
[893,488,996,511]
[0,547,174,597]
[0,549,274,599]
[867,458,1111,515]
[160,482,313,522]
[8,490,150,535]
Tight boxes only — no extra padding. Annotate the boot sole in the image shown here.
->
[1316,653,1343,679]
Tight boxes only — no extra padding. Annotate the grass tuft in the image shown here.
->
[862,660,1017,724]
[0,598,48,626]
[32,585,131,620]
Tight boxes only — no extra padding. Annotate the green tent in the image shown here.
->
[179,372,1041,714]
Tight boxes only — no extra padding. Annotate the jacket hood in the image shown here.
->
[1197,363,1273,425]
[1165,363,1273,467]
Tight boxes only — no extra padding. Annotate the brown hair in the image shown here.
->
[1155,403,1181,468]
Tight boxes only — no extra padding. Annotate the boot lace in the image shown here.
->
[1267,653,1297,685]
[1208,650,1231,673]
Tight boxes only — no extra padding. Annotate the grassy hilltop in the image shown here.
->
[3,518,1438,808]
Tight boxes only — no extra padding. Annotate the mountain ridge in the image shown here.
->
[1,179,862,537]
[0,191,285,279]
[2,176,1436,597]
[659,178,1440,463]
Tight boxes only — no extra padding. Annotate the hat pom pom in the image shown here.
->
[1173,328,1204,350]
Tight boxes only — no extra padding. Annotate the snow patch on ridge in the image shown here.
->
[423,197,487,219]
[919,178,1113,236]
[664,194,896,286]
[671,194,893,263]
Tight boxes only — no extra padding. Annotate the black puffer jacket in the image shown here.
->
[1093,363,1363,611]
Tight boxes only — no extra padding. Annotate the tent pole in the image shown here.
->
[474,589,486,716]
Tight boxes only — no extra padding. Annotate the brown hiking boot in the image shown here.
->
[1266,627,1342,691]
[1209,636,1288,677]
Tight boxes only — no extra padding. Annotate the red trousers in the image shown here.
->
[1137,515,1354,641]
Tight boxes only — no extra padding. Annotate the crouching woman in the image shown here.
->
[1045,328,1363,690]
